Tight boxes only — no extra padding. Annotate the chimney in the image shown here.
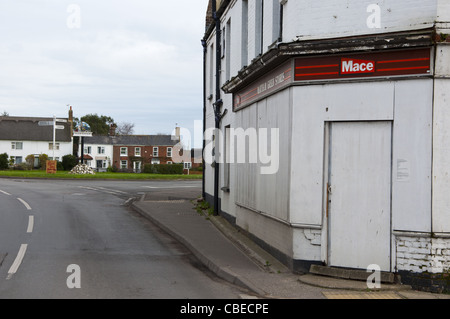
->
[68,106,74,138]
[175,126,180,140]
[109,123,117,136]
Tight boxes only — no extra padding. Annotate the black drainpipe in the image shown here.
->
[201,38,207,200]
[212,0,226,215]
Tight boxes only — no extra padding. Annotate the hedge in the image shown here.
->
[143,163,183,175]
[62,154,78,171]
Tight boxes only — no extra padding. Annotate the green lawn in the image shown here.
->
[0,170,202,180]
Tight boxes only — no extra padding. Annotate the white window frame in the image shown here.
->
[49,143,60,151]
[97,146,105,154]
[184,162,192,169]
[11,142,23,150]
[120,160,128,169]
[153,147,159,157]
[11,156,23,164]
[120,147,128,156]
[167,147,172,158]
[84,146,92,154]
[135,147,141,157]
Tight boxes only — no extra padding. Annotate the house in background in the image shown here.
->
[80,134,179,172]
[0,113,73,167]
[79,135,114,172]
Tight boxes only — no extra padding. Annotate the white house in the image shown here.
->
[78,136,114,172]
[202,0,450,292]
[0,115,73,167]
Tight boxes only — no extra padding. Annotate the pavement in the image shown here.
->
[131,188,450,300]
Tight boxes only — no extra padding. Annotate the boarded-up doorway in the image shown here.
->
[327,121,392,272]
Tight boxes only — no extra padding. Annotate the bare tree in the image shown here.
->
[1,111,9,116]
[116,122,135,135]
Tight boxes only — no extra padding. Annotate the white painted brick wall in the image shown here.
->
[293,228,321,261]
[396,236,450,274]
[283,0,437,42]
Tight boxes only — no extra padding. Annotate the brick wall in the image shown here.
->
[396,235,450,274]
[112,145,174,169]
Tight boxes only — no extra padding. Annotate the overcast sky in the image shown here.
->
[0,0,208,147]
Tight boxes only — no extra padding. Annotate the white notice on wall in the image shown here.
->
[397,159,410,182]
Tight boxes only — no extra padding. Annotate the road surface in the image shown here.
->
[0,178,245,299]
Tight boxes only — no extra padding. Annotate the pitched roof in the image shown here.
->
[84,135,179,146]
[0,116,72,142]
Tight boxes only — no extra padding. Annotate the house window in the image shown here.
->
[241,0,249,68]
[49,143,60,150]
[120,147,128,156]
[255,0,264,57]
[11,142,23,150]
[272,0,282,43]
[167,161,172,165]
[153,147,159,157]
[225,18,231,81]
[167,147,172,158]
[11,156,23,164]
[222,26,226,58]
[151,158,160,165]
[97,146,105,154]
[209,43,214,97]
[84,146,92,154]
[135,147,141,156]
[184,162,192,169]
[223,125,231,190]
[120,160,128,169]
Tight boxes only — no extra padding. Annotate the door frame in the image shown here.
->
[321,120,394,272]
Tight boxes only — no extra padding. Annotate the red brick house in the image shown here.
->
[81,135,178,172]
[113,135,177,172]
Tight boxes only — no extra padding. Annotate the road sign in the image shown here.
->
[38,121,53,126]
[55,119,68,123]
[55,125,65,130]
[73,131,93,137]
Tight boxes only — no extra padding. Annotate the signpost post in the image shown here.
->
[38,116,66,173]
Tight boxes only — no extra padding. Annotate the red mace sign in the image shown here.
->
[341,58,375,74]
[294,48,431,81]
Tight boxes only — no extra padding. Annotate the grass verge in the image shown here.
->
[0,170,202,180]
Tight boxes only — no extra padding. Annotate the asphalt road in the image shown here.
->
[0,178,244,299]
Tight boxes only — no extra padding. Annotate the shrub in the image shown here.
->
[0,153,8,170]
[107,165,118,173]
[62,154,78,171]
[13,162,32,171]
[38,154,49,170]
[26,155,35,168]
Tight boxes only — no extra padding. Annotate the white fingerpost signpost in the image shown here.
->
[38,116,67,173]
